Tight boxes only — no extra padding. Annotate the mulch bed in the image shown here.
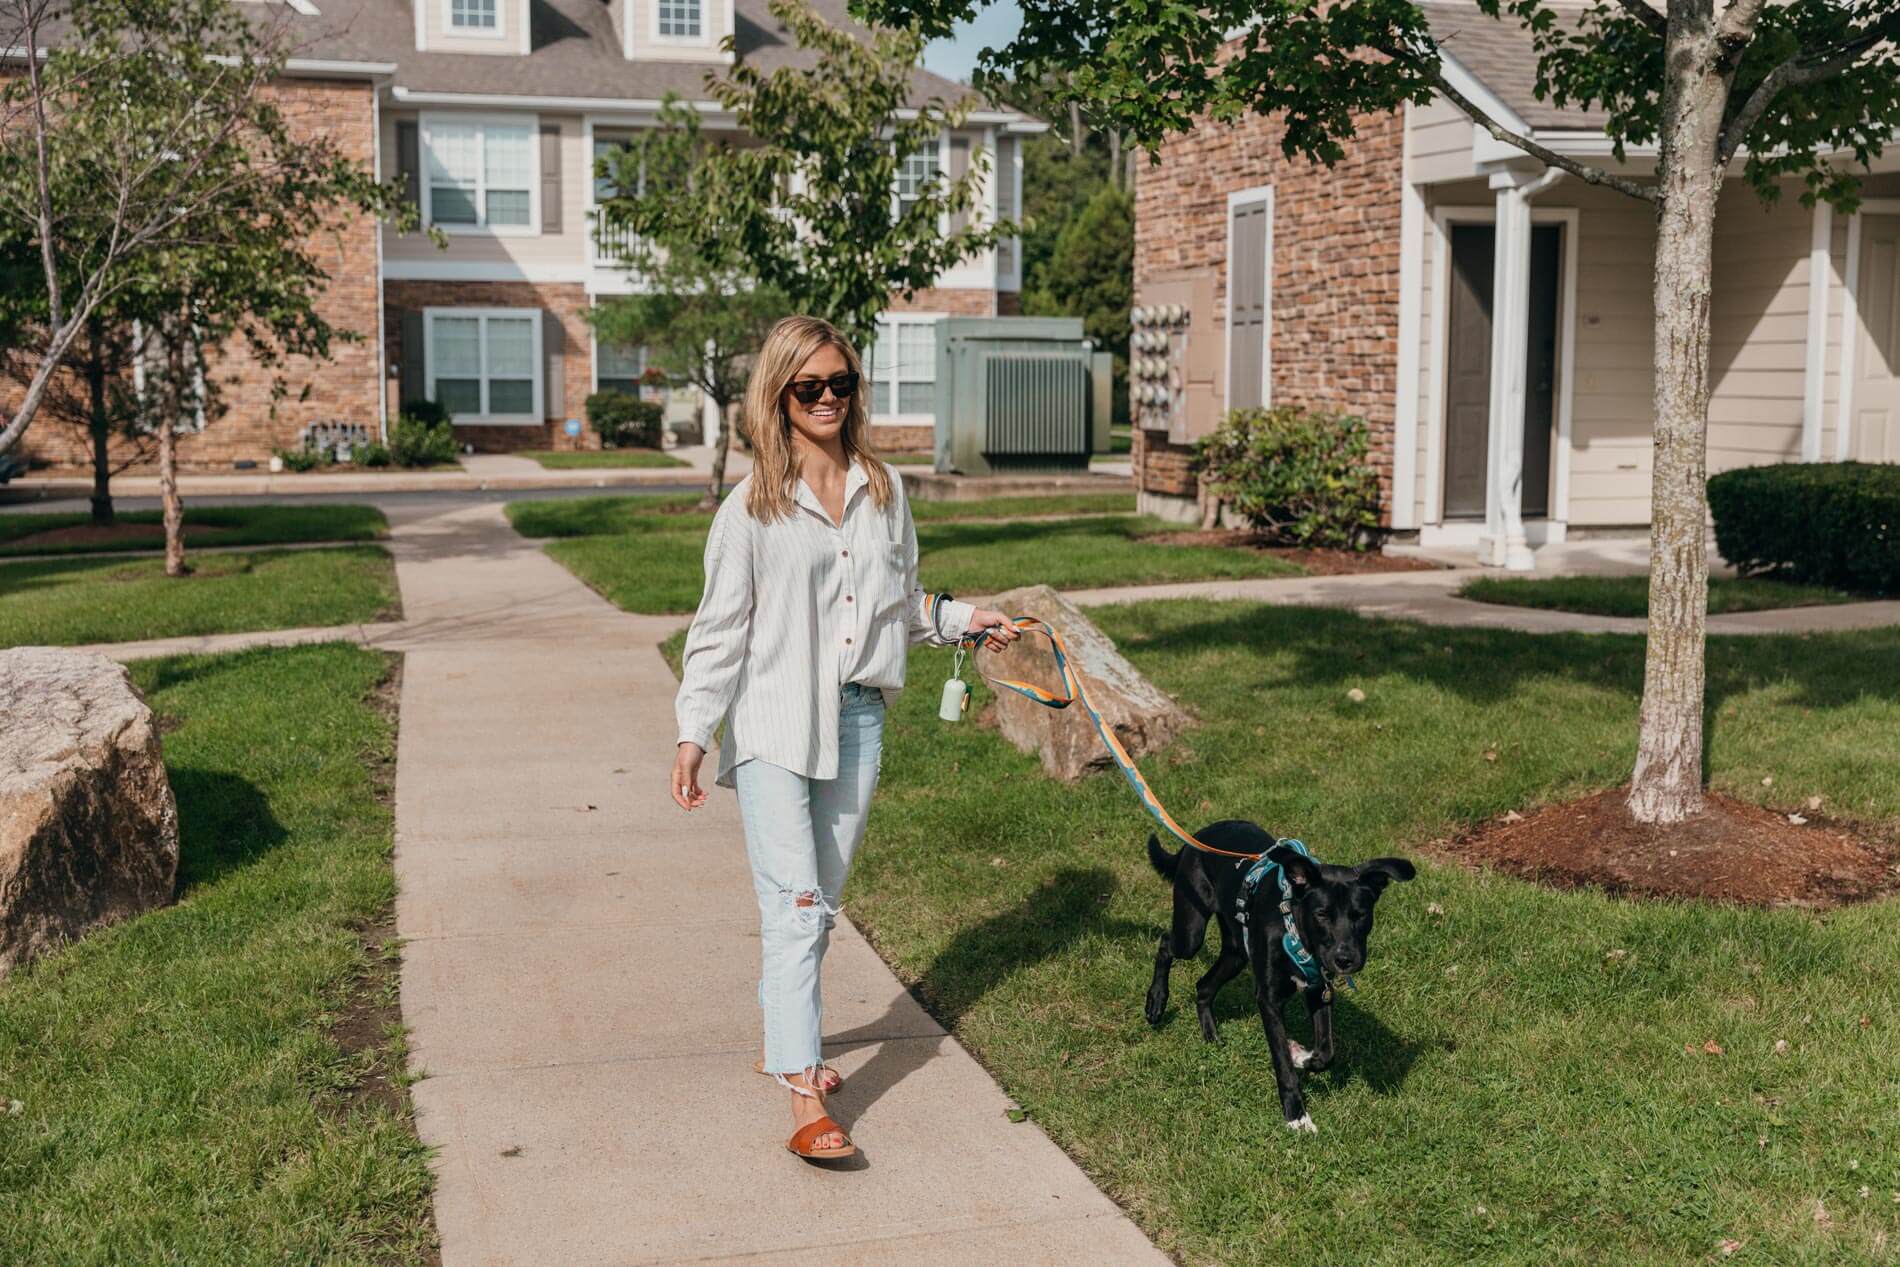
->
[1136,528,1445,576]
[6,522,231,550]
[1437,787,1900,909]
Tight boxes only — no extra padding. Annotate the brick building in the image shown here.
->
[1134,2,1900,563]
[9,0,1039,471]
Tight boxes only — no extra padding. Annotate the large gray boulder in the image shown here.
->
[979,584,1194,782]
[0,648,179,975]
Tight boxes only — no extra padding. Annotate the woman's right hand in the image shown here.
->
[672,743,708,810]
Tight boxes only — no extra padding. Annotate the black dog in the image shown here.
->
[1144,821,1415,1134]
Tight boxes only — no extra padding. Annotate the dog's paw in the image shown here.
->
[1285,1114,1318,1135]
[1288,1040,1312,1070]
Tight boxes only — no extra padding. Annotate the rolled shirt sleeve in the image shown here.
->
[674,500,755,751]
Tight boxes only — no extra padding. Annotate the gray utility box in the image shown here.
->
[932,317,1113,475]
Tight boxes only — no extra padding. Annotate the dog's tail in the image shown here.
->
[1146,833,1180,881]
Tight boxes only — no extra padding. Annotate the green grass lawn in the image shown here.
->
[0,503,388,558]
[0,644,434,1263]
[508,492,1238,615]
[663,601,1900,1264]
[522,448,689,469]
[1461,574,1861,618]
[0,546,400,646]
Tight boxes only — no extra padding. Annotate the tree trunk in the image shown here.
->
[1108,130,1123,190]
[159,421,187,577]
[701,398,735,510]
[1068,101,1085,157]
[84,319,113,526]
[1628,16,1727,825]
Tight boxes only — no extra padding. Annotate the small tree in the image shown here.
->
[0,316,152,523]
[599,0,1002,354]
[1024,183,1132,423]
[0,0,415,461]
[594,110,790,508]
[862,0,1900,826]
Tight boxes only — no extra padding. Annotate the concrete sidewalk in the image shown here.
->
[378,501,1169,1267]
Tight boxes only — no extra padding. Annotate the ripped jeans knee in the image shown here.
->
[777,885,841,934]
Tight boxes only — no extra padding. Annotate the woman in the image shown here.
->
[671,315,1020,1161]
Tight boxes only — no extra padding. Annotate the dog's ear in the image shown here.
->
[1356,857,1417,896]
[1266,843,1321,893]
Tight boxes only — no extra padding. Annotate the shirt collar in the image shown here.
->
[794,458,871,523]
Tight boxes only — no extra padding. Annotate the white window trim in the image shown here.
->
[419,112,541,237]
[1834,198,1900,461]
[443,0,505,39]
[870,312,943,424]
[424,306,545,424]
[1224,185,1274,415]
[651,0,708,44]
[1423,204,1579,533]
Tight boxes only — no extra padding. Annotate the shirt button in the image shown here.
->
[840,549,849,557]
[845,595,853,603]
[845,637,853,645]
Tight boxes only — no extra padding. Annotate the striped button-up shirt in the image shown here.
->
[674,459,975,788]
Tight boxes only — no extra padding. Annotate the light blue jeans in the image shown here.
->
[733,682,886,1076]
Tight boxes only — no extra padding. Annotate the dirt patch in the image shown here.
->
[7,522,232,550]
[1135,528,1445,575]
[1437,787,1900,909]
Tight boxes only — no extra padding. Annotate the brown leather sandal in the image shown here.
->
[755,1059,842,1093]
[787,1114,856,1160]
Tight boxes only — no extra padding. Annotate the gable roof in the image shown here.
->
[1419,1,1611,131]
[285,0,1013,115]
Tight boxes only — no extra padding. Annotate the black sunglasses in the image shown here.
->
[785,371,860,406]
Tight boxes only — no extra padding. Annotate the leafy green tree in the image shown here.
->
[0,0,415,464]
[1017,131,1111,298]
[1024,183,1132,423]
[596,0,1000,353]
[858,0,1900,826]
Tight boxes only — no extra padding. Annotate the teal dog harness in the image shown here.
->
[1239,839,1351,997]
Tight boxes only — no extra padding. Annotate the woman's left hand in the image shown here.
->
[966,608,1021,649]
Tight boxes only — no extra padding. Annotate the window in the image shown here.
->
[597,340,646,395]
[894,144,939,219]
[657,0,702,37]
[427,310,541,420]
[424,117,535,231]
[870,317,937,417]
[449,0,497,31]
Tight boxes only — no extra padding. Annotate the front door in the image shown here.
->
[1853,212,1900,462]
[1441,223,1561,518]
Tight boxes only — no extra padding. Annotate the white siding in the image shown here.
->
[1705,184,1814,472]
[1408,95,1475,186]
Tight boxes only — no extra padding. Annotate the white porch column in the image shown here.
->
[1480,164,1563,571]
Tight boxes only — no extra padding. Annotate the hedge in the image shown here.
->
[1707,461,1900,595]
[586,389,664,449]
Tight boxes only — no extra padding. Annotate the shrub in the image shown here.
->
[355,441,393,468]
[1708,461,1900,595]
[586,389,664,449]
[389,413,459,468]
[399,398,452,428]
[272,445,326,473]
[1194,406,1381,550]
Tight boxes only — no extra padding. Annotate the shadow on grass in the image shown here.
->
[171,768,287,893]
[830,868,1149,1120]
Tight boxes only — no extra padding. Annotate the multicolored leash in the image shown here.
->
[931,596,1353,994]
[930,595,1265,862]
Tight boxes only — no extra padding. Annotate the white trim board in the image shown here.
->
[1836,198,1900,460]
[1803,201,1833,461]
[1424,202,1579,529]
[1223,185,1274,413]
[385,258,588,284]
[1392,103,1423,530]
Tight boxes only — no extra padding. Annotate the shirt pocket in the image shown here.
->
[868,537,910,621]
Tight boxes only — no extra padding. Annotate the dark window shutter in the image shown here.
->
[947,134,972,236]
[540,124,562,234]
[396,122,420,220]
[544,310,565,419]
[399,310,426,409]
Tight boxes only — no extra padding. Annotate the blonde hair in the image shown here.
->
[742,315,892,522]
